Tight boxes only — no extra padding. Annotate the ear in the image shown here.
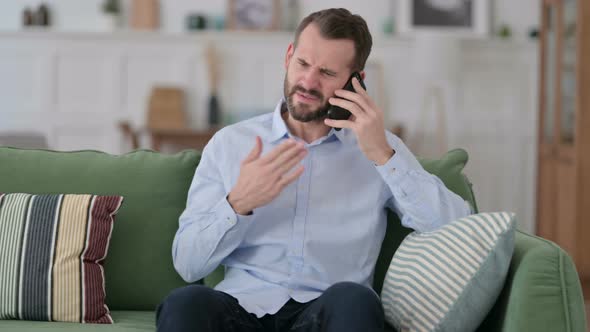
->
[285,43,294,70]
[359,71,366,80]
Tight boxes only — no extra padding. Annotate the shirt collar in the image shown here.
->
[268,99,348,144]
[269,100,289,143]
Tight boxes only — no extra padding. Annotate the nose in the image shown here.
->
[299,69,321,91]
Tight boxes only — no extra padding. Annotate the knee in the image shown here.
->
[157,285,222,322]
[319,282,384,330]
[160,284,217,309]
[323,282,383,314]
[324,282,379,305]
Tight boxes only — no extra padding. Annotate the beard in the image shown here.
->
[283,74,331,123]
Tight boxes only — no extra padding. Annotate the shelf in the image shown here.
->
[0,29,538,49]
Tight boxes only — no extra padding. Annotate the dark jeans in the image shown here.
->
[156,281,384,332]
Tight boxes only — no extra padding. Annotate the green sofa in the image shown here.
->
[0,146,586,331]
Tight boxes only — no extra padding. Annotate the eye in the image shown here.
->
[298,60,308,67]
[321,70,336,77]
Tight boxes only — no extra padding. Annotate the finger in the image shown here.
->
[260,139,296,164]
[334,88,374,115]
[328,97,365,119]
[324,118,355,129]
[274,148,307,175]
[271,142,306,171]
[351,76,369,97]
[243,136,263,163]
[277,165,305,188]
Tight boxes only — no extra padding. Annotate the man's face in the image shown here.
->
[283,24,356,123]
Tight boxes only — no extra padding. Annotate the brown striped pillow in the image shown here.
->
[0,193,123,324]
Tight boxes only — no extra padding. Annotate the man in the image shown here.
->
[157,8,471,332]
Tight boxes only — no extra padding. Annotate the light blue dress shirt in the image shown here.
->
[173,100,471,318]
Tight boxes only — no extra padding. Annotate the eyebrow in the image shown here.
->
[297,58,337,76]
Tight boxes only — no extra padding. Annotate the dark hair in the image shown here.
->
[293,8,373,72]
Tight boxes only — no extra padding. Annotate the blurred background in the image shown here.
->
[0,1,588,300]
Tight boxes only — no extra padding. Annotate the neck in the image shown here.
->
[282,110,332,144]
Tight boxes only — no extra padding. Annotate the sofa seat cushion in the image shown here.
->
[0,311,155,331]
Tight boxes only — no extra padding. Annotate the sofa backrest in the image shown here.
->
[0,146,477,307]
[0,147,200,311]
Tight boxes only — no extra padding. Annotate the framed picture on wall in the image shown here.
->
[398,0,490,36]
[227,0,281,30]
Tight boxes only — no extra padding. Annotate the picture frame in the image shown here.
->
[398,0,490,37]
[227,0,281,31]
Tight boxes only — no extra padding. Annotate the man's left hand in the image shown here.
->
[324,76,394,165]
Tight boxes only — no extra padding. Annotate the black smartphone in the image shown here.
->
[326,72,367,130]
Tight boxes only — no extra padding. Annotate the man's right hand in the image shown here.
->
[227,136,307,215]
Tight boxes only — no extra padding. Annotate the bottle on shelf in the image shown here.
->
[35,3,51,27]
[22,7,34,27]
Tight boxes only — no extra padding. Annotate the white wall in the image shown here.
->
[0,30,539,234]
[0,0,542,233]
[0,0,540,40]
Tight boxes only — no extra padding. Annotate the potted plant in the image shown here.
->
[98,0,121,31]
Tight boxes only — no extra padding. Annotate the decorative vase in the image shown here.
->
[131,0,159,30]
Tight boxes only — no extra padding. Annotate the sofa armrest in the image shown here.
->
[477,231,587,332]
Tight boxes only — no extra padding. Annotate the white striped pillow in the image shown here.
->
[381,212,515,332]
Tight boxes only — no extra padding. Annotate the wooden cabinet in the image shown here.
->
[537,0,590,297]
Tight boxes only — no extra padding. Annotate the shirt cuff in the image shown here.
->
[375,150,414,185]
[214,196,254,236]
